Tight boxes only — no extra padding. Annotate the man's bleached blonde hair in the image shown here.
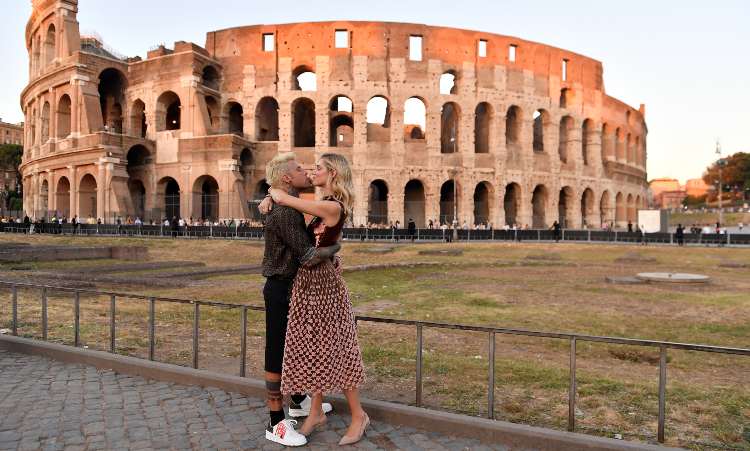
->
[265,153,296,187]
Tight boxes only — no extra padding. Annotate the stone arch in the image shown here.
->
[193,175,220,221]
[254,179,270,198]
[626,193,636,224]
[41,101,50,143]
[533,109,550,153]
[615,192,625,226]
[635,136,642,166]
[329,96,353,147]
[404,97,426,141]
[292,97,316,147]
[531,184,548,228]
[404,179,426,228]
[44,24,55,67]
[473,181,492,224]
[56,94,71,139]
[558,186,574,228]
[474,102,491,154]
[40,179,49,217]
[226,101,243,135]
[202,65,220,90]
[600,190,612,227]
[366,95,390,142]
[156,91,181,131]
[98,68,127,133]
[32,34,41,75]
[581,188,595,228]
[558,115,574,164]
[626,133,633,164]
[581,119,593,166]
[130,99,147,138]
[56,176,70,217]
[439,179,460,224]
[157,177,181,220]
[78,174,98,219]
[601,123,612,162]
[504,183,521,226]
[292,66,316,91]
[440,102,460,154]
[505,105,522,147]
[368,179,389,225]
[255,97,279,141]
[439,70,458,95]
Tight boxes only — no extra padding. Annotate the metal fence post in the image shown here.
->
[73,291,80,347]
[41,287,48,341]
[568,337,577,432]
[658,346,667,443]
[11,285,18,336]
[240,306,248,377]
[488,332,495,419]
[110,295,116,353]
[148,297,156,361]
[192,302,200,369]
[416,323,423,407]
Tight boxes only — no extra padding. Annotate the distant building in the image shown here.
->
[0,118,24,146]
[649,178,685,209]
[684,178,710,198]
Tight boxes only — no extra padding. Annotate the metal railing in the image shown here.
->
[2,280,749,444]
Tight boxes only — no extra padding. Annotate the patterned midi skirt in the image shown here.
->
[281,258,365,394]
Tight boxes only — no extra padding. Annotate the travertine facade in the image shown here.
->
[20,0,648,227]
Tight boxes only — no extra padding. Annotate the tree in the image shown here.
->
[702,152,750,193]
[0,144,24,212]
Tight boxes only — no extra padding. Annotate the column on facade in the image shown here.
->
[68,165,77,218]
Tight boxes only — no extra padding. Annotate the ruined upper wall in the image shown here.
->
[206,21,605,93]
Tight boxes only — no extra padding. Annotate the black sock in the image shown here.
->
[270,410,285,427]
[290,394,306,405]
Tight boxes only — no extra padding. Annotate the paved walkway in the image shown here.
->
[0,350,503,450]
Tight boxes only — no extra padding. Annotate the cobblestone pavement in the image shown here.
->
[0,350,506,450]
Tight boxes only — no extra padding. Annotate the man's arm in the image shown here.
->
[273,209,339,267]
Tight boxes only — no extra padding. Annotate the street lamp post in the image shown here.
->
[450,129,459,242]
[716,141,723,227]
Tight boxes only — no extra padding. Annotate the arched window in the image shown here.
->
[78,174,98,218]
[366,96,390,142]
[404,180,425,228]
[581,119,593,166]
[558,186,574,228]
[474,103,491,154]
[615,127,625,161]
[368,180,389,225]
[504,183,521,226]
[439,71,457,95]
[226,102,243,135]
[130,99,147,138]
[601,123,612,163]
[202,65,220,90]
[239,148,253,176]
[505,105,521,147]
[292,66,316,91]
[439,180,459,224]
[404,97,426,141]
[98,68,127,133]
[581,188,595,228]
[157,91,181,131]
[531,184,548,228]
[193,175,220,221]
[440,102,460,153]
[41,102,51,143]
[473,182,492,224]
[44,24,56,67]
[329,96,353,147]
[57,95,71,139]
[255,97,279,141]
[292,98,316,147]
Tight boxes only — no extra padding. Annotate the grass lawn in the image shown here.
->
[1,234,749,449]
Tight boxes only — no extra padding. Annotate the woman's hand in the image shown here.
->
[258,196,274,215]
[268,188,288,205]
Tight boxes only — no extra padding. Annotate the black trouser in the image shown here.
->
[263,277,294,374]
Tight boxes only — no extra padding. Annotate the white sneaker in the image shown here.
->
[265,419,307,447]
[288,395,334,418]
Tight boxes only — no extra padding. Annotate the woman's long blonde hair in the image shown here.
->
[320,153,354,217]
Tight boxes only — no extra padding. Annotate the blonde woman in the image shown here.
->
[266,153,368,445]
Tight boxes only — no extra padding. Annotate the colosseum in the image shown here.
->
[20,0,648,229]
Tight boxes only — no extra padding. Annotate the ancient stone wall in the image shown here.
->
[20,3,648,228]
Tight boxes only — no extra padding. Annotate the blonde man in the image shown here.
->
[261,153,335,447]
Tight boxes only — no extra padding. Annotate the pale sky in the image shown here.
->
[1,0,748,184]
